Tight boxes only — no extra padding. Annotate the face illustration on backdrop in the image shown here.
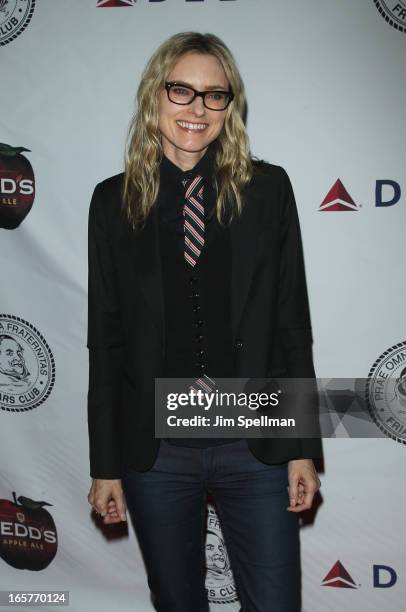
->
[158,51,230,168]
[394,367,406,410]
[0,335,29,383]
[205,529,230,575]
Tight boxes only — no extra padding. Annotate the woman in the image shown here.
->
[87,31,322,612]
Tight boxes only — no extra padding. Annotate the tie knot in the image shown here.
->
[183,174,204,199]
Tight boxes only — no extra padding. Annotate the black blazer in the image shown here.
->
[87,161,323,479]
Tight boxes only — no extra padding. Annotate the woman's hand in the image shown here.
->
[88,479,127,524]
[286,459,321,512]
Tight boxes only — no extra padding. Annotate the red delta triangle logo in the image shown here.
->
[96,0,135,6]
[319,179,359,211]
[321,560,358,589]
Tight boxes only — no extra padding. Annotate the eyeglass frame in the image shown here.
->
[164,81,234,111]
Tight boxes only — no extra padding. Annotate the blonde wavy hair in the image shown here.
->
[123,31,253,229]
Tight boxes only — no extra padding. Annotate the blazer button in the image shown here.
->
[235,339,243,350]
[189,276,198,285]
[192,305,201,312]
[196,334,204,342]
[189,291,200,299]
[196,349,205,357]
[194,319,204,328]
[196,363,206,371]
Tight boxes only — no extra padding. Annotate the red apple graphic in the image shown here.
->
[0,491,57,570]
[0,143,35,230]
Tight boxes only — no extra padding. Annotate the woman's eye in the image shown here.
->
[207,93,225,101]
[173,87,190,96]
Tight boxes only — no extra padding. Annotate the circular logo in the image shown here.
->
[366,341,406,444]
[0,143,35,230]
[205,502,239,605]
[0,0,35,47]
[0,315,55,412]
[374,1,406,33]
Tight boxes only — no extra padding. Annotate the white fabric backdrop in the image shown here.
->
[1,1,405,610]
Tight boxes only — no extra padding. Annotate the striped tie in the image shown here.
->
[183,175,205,267]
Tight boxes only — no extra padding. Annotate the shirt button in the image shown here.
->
[235,340,243,349]
[189,276,198,285]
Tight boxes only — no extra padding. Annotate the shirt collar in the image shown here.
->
[160,145,215,193]
[158,145,217,229]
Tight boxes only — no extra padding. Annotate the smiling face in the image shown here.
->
[158,51,230,170]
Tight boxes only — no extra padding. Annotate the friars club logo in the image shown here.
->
[0,490,57,570]
[374,1,406,33]
[0,143,35,230]
[205,501,239,605]
[0,315,55,412]
[366,341,406,444]
[0,0,35,46]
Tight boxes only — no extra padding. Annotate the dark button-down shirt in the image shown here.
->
[157,147,239,447]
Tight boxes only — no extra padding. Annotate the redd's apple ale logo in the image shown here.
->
[0,143,35,229]
[0,491,57,570]
[0,315,55,412]
[0,0,36,46]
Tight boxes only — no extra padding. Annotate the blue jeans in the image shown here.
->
[121,439,301,612]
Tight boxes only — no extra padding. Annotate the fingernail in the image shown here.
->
[121,515,127,521]
[101,512,107,517]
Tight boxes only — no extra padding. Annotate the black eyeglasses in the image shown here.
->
[164,81,234,111]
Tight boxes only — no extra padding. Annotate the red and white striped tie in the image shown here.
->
[183,175,205,267]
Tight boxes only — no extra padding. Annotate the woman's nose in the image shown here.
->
[189,95,206,115]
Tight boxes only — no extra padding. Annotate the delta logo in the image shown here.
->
[319,178,402,211]
[96,0,135,6]
[319,179,359,212]
[322,560,358,588]
[96,0,235,5]
[321,560,397,589]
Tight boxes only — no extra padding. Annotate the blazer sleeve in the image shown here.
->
[276,168,323,460]
[87,183,124,479]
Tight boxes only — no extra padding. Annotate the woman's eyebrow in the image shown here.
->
[172,80,228,90]
[205,84,228,90]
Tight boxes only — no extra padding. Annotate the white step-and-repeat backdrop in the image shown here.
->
[1,1,405,611]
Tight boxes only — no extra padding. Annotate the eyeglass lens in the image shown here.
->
[168,85,231,110]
